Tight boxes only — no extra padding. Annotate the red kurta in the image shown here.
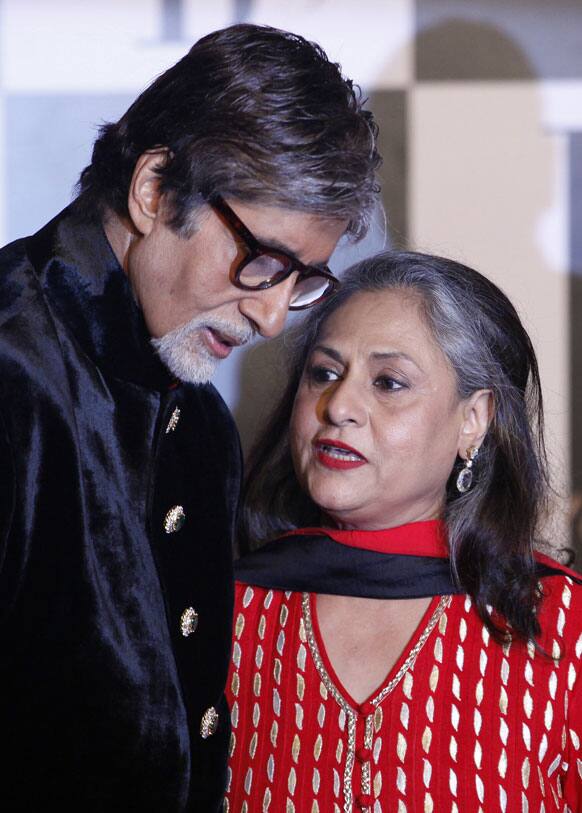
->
[225,577,582,812]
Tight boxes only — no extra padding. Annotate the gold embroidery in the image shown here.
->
[474,709,482,736]
[362,715,373,796]
[302,592,450,813]
[544,700,553,731]
[498,748,507,778]
[297,673,305,701]
[280,604,289,627]
[270,720,278,747]
[230,672,239,697]
[422,726,432,753]
[258,614,266,640]
[400,702,409,731]
[374,705,383,732]
[474,741,482,770]
[267,754,275,782]
[522,756,531,789]
[373,770,382,797]
[291,734,301,763]
[314,734,323,761]
[397,731,408,762]
[523,689,533,719]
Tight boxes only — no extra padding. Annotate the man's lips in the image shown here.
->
[202,326,244,359]
[313,438,368,470]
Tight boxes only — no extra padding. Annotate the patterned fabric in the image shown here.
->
[225,577,582,812]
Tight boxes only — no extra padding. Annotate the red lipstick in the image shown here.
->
[314,438,368,470]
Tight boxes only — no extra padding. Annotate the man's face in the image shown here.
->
[125,196,347,383]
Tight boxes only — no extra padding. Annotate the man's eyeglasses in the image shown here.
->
[208,195,340,310]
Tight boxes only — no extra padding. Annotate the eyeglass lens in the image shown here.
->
[238,256,332,308]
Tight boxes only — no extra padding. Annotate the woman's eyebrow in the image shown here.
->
[312,344,344,364]
[371,350,424,373]
[313,346,424,373]
[371,351,414,362]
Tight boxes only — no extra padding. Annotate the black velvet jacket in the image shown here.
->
[0,206,242,811]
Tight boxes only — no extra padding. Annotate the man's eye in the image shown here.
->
[307,365,339,384]
[374,375,405,392]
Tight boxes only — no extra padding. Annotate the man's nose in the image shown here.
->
[238,275,298,338]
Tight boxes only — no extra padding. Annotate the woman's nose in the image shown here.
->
[322,378,366,426]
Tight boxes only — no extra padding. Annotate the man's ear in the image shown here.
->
[127,150,169,236]
[457,389,493,458]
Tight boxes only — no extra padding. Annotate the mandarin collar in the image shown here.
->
[25,205,174,391]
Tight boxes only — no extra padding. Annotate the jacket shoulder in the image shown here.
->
[0,237,37,327]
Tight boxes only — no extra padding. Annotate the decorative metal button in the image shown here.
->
[164,505,185,534]
[200,706,219,739]
[165,406,181,434]
[180,607,199,637]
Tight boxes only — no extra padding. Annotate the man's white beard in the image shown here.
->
[151,315,253,385]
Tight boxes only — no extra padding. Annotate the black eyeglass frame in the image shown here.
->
[208,194,340,310]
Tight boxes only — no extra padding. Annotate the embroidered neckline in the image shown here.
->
[301,591,451,813]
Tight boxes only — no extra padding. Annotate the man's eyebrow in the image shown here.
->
[256,234,297,258]
[254,233,327,270]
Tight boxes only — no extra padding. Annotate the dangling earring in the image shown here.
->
[456,446,479,493]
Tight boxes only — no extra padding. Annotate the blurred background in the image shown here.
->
[1,0,581,559]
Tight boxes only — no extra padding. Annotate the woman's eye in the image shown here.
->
[307,365,340,384]
[374,375,405,392]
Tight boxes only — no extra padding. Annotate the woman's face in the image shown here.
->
[290,289,484,530]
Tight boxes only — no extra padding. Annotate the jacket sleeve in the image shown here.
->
[0,403,15,577]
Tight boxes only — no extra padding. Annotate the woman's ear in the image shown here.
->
[127,149,169,236]
[457,389,493,458]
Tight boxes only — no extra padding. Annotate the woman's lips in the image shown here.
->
[313,438,368,470]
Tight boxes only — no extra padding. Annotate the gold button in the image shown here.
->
[180,607,199,637]
[200,706,219,739]
[164,505,185,533]
[165,406,181,433]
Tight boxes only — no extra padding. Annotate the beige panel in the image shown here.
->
[410,83,570,544]
[252,0,414,88]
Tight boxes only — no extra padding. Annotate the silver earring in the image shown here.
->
[456,446,479,493]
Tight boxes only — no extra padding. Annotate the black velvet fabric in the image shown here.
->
[0,206,242,811]
[235,533,581,597]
